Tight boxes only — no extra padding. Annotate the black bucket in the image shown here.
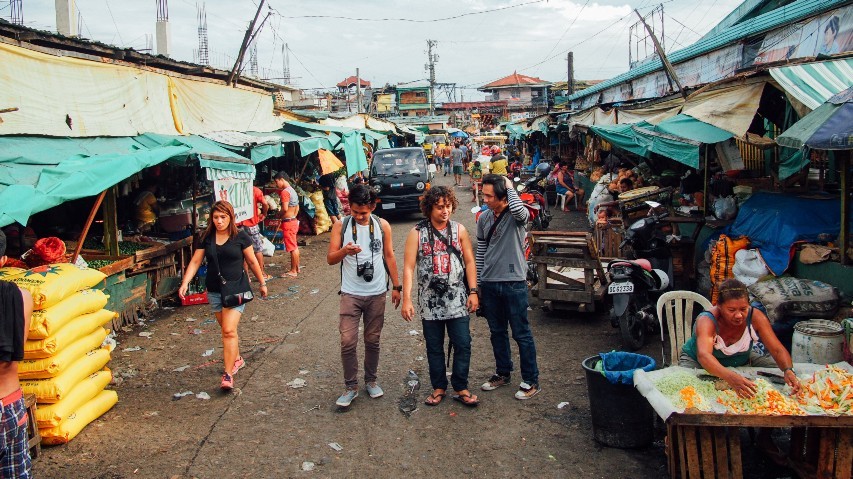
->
[582,356,654,448]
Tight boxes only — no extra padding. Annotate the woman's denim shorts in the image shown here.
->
[207,291,246,313]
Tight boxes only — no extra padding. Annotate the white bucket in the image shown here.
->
[791,319,844,364]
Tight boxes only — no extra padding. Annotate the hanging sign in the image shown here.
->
[213,177,253,223]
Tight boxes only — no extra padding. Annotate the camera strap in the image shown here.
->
[485,209,508,247]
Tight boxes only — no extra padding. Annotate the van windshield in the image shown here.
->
[372,150,423,175]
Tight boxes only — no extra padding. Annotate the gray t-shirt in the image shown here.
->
[451,148,464,166]
[476,193,528,282]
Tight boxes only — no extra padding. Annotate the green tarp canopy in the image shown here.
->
[283,120,369,175]
[0,136,190,227]
[134,133,255,174]
[256,127,340,157]
[590,114,733,168]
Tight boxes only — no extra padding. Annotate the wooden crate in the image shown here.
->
[529,231,606,312]
[666,413,853,479]
[80,254,135,277]
[24,394,40,460]
[593,219,623,259]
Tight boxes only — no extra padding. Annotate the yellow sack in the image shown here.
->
[709,234,750,303]
[0,267,26,280]
[21,349,111,403]
[29,289,109,340]
[12,263,105,310]
[35,370,112,428]
[310,190,332,235]
[40,390,118,446]
[24,309,116,359]
[19,328,108,379]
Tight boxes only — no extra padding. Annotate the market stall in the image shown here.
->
[635,363,853,478]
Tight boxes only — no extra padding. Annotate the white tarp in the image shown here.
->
[0,41,282,137]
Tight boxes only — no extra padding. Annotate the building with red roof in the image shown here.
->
[478,71,552,119]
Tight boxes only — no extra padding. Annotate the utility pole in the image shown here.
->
[356,68,361,114]
[228,0,265,86]
[634,9,686,98]
[426,39,437,116]
[567,51,574,96]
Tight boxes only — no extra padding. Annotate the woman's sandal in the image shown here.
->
[424,389,446,406]
[452,391,480,407]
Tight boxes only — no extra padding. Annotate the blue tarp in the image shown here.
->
[728,192,852,275]
[598,352,656,385]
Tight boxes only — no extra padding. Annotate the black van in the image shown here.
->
[368,147,433,214]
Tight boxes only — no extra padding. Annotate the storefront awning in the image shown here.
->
[0,138,190,227]
[590,114,733,168]
[770,58,853,111]
[134,133,255,173]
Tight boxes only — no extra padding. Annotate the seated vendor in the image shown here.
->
[679,278,801,397]
[134,180,160,233]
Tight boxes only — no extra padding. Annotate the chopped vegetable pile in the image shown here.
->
[717,379,804,416]
[654,365,853,416]
[796,365,853,416]
[654,371,719,412]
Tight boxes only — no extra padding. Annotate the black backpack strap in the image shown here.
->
[338,215,352,295]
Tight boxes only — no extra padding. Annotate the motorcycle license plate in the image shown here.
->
[608,282,634,294]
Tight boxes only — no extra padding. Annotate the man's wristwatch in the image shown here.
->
[392,285,402,292]
[469,288,478,295]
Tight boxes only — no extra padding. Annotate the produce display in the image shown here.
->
[80,240,154,255]
[654,365,853,416]
[796,365,853,416]
[85,259,116,270]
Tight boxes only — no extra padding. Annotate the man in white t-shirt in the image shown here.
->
[326,185,401,408]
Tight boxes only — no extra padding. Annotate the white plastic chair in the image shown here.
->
[556,192,578,211]
[656,290,713,366]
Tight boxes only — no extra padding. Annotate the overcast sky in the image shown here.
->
[16,0,742,99]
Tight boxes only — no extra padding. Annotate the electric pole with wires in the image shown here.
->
[426,39,438,116]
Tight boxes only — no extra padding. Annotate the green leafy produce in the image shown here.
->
[86,259,117,270]
[118,242,153,255]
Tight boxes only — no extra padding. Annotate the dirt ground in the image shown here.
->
[34,173,673,479]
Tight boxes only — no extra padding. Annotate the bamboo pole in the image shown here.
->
[71,190,107,264]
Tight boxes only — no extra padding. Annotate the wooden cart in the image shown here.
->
[528,231,607,312]
[666,412,853,479]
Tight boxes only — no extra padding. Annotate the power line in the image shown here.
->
[103,0,124,46]
[538,0,590,68]
[270,0,547,23]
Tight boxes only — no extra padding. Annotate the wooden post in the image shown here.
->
[71,190,107,264]
[191,166,198,232]
[840,150,850,266]
[634,9,687,99]
[703,145,709,215]
[102,186,119,256]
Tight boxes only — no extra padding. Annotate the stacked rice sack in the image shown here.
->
[4,264,118,445]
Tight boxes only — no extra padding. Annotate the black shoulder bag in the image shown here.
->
[207,236,254,308]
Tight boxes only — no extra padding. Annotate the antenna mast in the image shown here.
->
[197,2,209,66]
[10,0,23,25]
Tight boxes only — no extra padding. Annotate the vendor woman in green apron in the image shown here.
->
[679,278,801,398]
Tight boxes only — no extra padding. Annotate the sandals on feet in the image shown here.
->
[424,390,446,406]
[452,391,480,407]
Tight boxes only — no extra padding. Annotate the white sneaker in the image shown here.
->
[366,382,384,398]
[514,382,541,400]
[336,388,358,407]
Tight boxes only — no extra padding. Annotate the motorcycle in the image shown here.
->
[515,162,552,230]
[607,202,673,350]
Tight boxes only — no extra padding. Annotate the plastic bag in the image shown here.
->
[598,352,656,385]
[732,249,770,286]
[261,237,275,257]
[713,196,738,220]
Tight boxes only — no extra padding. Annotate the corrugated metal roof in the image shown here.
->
[569,0,847,102]
[480,71,551,90]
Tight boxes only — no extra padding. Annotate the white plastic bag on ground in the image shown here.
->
[261,237,275,257]
[732,249,769,286]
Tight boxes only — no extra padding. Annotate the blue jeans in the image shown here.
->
[480,281,539,385]
[422,316,472,391]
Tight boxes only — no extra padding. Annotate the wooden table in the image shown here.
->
[666,412,853,479]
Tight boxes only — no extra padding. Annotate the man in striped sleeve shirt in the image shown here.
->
[475,175,541,400]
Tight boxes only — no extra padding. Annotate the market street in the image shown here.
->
[33,173,666,478]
